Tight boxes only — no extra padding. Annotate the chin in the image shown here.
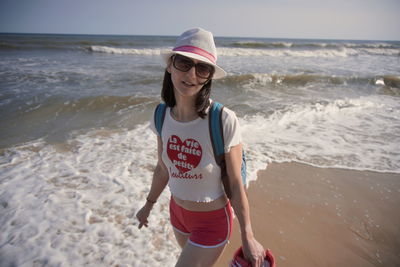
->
[175,87,201,98]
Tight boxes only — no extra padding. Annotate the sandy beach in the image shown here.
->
[216,162,400,267]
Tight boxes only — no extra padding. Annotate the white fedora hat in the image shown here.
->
[162,28,226,79]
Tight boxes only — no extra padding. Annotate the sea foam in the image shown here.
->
[241,96,400,174]
[0,125,180,266]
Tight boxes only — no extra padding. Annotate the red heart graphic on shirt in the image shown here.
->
[167,135,202,174]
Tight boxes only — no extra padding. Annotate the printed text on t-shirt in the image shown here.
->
[167,135,202,174]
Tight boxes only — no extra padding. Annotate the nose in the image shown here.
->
[186,65,197,79]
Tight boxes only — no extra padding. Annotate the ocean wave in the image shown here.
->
[0,95,159,148]
[0,42,20,50]
[1,67,162,94]
[0,42,67,51]
[231,41,345,49]
[219,47,356,57]
[88,46,367,58]
[344,42,399,49]
[219,73,400,90]
[230,40,400,50]
[218,47,398,57]
[88,46,165,55]
[16,95,158,117]
[232,41,293,49]
[0,38,138,51]
[84,41,400,58]
[2,40,397,58]
[375,76,400,96]
[375,75,400,88]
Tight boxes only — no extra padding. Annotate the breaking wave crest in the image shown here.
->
[219,73,400,91]
[87,45,399,58]
[231,40,400,50]
[218,47,398,57]
[88,46,166,56]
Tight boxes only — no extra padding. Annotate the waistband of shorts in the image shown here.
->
[170,196,230,215]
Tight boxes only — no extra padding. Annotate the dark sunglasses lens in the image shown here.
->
[196,63,213,79]
[173,56,193,72]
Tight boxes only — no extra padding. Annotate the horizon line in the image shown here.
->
[1,31,399,42]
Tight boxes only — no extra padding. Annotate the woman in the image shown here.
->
[136,28,265,267]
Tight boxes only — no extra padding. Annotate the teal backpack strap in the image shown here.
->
[154,103,167,136]
[209,101,231,197]
[209,101,247,199]
[241,150,247,187]
[209,102,247,199]
[209,101,225,165]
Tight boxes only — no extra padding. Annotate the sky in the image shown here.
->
[0,0,399,40]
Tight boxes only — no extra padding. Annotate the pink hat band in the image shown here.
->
[173,45,217,64]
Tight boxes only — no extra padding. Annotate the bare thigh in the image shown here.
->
[173,229,189,249]
[175,241,227,267]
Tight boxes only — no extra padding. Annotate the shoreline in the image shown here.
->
[216,162,400,267]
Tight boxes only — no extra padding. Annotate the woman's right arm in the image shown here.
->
[136,136,169,229]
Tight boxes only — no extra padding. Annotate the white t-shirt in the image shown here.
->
[150,103,241,202]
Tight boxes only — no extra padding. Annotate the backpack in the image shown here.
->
[154,101,247,199]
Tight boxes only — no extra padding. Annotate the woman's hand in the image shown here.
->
[135,202,154,229]
[242,235,265,267]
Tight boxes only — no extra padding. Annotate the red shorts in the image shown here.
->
[170,197,233,248]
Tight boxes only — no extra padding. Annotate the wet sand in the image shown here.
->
[216,162,400,267]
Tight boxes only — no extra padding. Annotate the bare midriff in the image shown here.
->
[172,194,229,211]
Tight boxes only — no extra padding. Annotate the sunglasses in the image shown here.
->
[172,54,215,80]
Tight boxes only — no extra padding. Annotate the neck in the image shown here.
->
[172,101,198,122]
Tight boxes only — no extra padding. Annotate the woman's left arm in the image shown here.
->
[225,143,266,267]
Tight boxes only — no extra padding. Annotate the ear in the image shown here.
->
[166,55,173,74]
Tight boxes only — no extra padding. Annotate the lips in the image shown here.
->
[182,80,196,87]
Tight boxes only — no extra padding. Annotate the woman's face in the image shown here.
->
[167,55,213,100]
